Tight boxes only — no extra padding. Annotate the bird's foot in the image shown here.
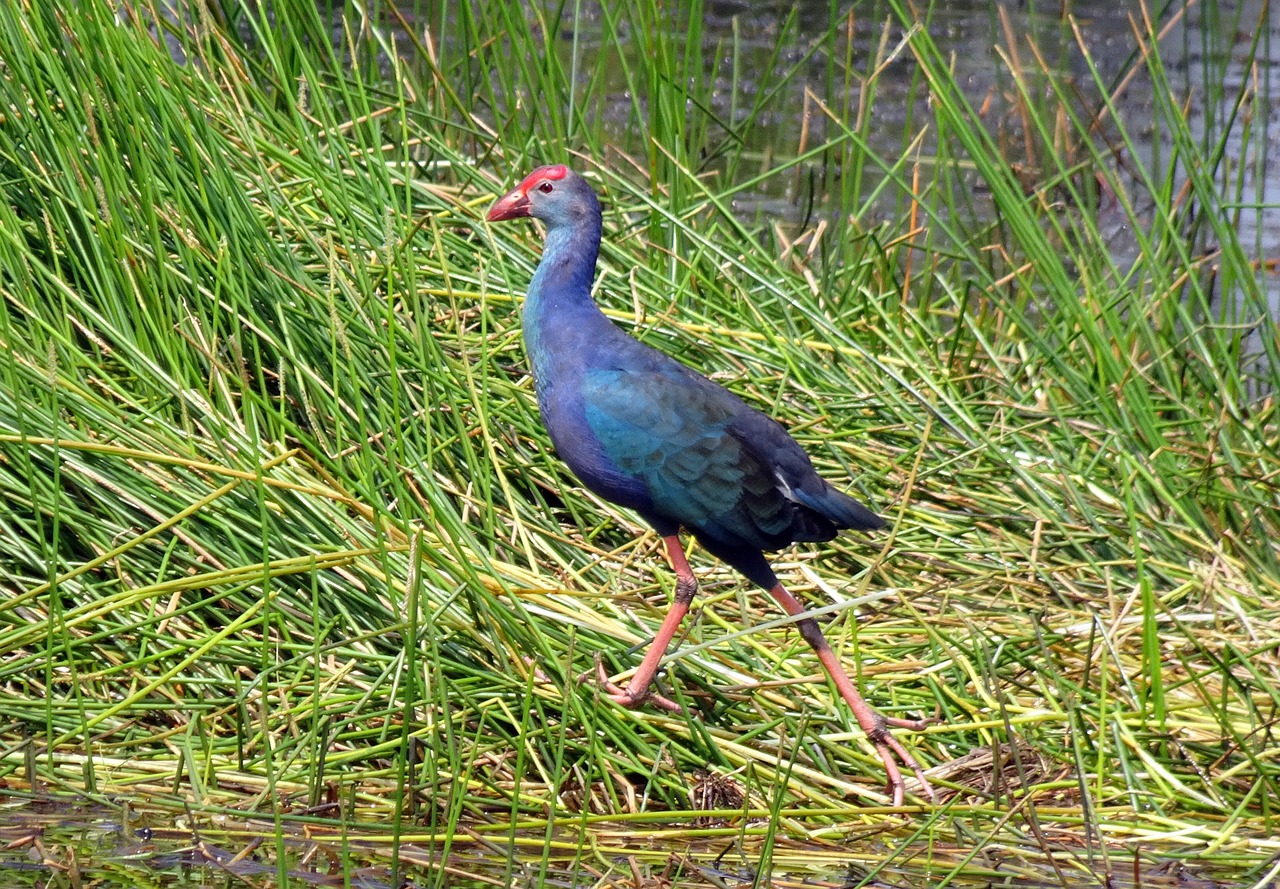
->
[866,715,937,806]
[581,653,684,714]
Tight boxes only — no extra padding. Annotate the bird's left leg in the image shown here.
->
[593,534,698,714]
[766,582,936,806]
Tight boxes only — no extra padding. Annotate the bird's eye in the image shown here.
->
[538,181,554,194]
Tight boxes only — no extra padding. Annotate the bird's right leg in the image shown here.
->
[592,534,697,714]
[766,582,936,806]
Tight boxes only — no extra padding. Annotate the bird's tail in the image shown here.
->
[794,484,886,532]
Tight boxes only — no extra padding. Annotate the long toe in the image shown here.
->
[884,714,938,731]
[607,687,683,714]
[879,733,936,804]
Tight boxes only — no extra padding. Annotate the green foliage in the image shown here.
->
[0,0,1277,883]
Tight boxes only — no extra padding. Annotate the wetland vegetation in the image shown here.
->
[0,0,1277,886]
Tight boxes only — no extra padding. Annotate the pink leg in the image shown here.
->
[594,535,698,713]
[767,583,936,805]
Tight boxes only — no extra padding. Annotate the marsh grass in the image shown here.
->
[1,0,1277,886]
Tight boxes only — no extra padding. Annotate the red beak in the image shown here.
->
[487,186,531,222]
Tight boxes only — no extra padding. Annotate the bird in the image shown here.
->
[486,164,935,806]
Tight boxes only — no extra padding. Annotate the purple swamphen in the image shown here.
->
[487,165,935,805]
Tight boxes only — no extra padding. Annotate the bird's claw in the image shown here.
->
[581,652,684,714]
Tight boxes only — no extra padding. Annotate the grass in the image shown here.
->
[1,0,1278,886]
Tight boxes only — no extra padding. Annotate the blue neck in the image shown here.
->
[526,219,601,313]
[522,215,609,366]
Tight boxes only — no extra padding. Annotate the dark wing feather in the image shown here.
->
[726,408,885,534]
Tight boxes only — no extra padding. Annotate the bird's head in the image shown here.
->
[486,164,599,230]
